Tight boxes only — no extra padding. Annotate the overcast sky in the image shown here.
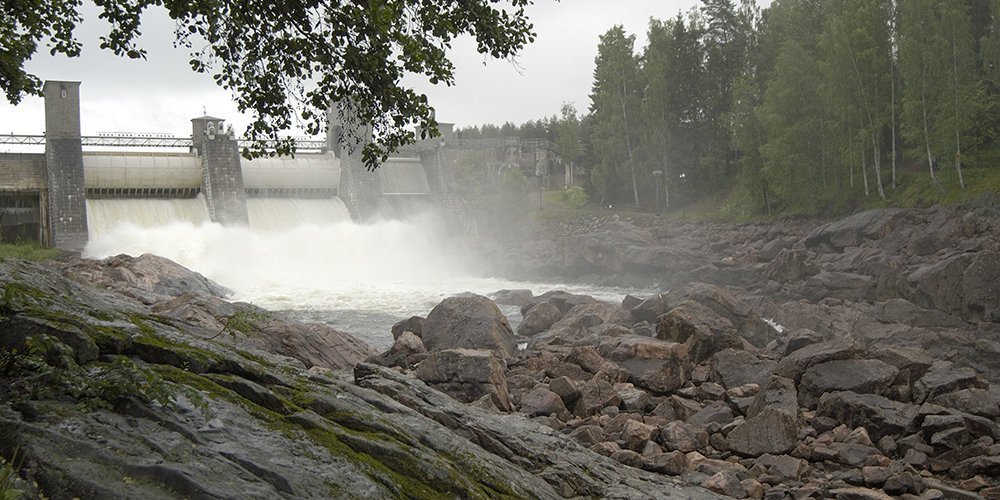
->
[1,1,742,138]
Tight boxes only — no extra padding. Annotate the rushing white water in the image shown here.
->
[87,197,210,239]
[246,198,351,230]
[84,198,650,349]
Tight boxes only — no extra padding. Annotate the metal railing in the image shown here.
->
[0,134,327,151]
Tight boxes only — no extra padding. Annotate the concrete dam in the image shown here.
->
[0,81,452,251]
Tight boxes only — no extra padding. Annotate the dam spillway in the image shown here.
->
[0,80,448,250]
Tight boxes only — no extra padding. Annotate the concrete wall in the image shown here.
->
[44,81,88,251]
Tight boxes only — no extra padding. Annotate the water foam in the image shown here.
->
[83,198,647,349]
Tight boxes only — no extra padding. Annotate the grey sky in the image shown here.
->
[1,1,726,137]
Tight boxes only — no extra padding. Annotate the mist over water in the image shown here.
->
[84,197,645,349]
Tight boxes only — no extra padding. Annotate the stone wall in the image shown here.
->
[0,154,47,190]
[43,81,88,252]
[192,118,248,226]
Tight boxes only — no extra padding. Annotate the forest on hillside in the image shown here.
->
[457,0,1000,216]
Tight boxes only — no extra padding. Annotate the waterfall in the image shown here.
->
[246,198,351,230]
[86,197,211,239]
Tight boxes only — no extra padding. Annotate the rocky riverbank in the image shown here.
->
[2,198,999,499]
[369,199,1000,499]
[0,254,717,498]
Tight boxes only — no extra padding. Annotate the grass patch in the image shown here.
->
[0,242,59,262]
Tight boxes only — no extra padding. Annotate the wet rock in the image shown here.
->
[874,299,965,328]
[519,386,569,420]
[803,208,908,252]
[629,293,671,324]
[773,336,860,383]
[531,301,630,347]
[961,250,1000,323]
[658,421,709,453]
[817,392,921,442]
[657,300,743,364]
[421,294,517,356]
[519,290,596,316]
[597,336,691,393]
[951,456,1000,481]
[390,315,425,340]
[905,253,974,317]
[617,384,651,412]
[783,329,825,355]
[929,389,1000,418]
[414,349,512,411]
[798,359,898,408]
[569,425,606,446]
[712,349,776,389]
[748,375,798,419]
[702,470,748,498]
[611,449,644,468]
[643,450,688,475]
[60,253,231,303]
[756,454,808,482]
[830,442,884,467]
[367,330,426,368]
[764,248,817,283]
[664,282,780,348]
[491,289,533,307]
[548,376,580,407]
[517,302,562,336]
[688,401,735,429]
[727,407,799,456]
[913,361,980,403]
[622,419,658,452]
[573,378,622,417]
[868,345,935,381]
[564,346,606,374]
[828,486,895,500]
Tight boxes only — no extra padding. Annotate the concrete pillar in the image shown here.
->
[191,117,249,225]
[43,81,88,251]
[333,102,385,221]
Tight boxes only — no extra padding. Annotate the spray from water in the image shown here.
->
[84,197,643,349]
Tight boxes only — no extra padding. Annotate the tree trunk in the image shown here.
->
[920,55,946,194]
[619,69,638,207]
[951,29,966,190]
[873,140,886,200]
[890,54,898,190]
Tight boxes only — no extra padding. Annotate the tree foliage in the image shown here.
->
[0,0,535,168]
[482,0,1000,215]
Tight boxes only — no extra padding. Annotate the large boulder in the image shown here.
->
[59,253,231,304]
[905,253,975,317]
[912,360,980,403]
[656,301,743,364]
[798,359,899,408]
[663,283,780,348]
[529,301,630,347]
[252,320,376,370]
[711,349,776,389]
[726,407,798,456]
[414,349,512,411]
[421,294,517,356]
[803,208,909,252]
[961,250,1000,322]
[763,248,818,283]
[817,392,921,442]
[597,336,691,393]
[773,336,860,383]
[520,290,596,316]
[517,302,563,336]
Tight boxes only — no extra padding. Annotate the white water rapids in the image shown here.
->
[84,197,648,349]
